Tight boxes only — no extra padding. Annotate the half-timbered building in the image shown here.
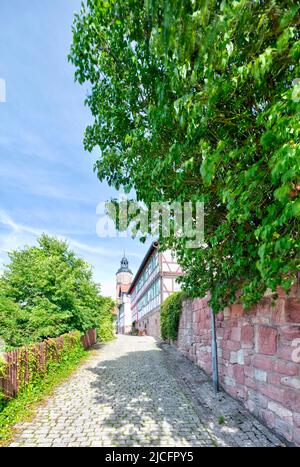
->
[127,243,182,338]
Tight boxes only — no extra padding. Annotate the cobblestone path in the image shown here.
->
[9,335,284,447]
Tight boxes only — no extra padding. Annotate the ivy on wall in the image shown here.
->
[160,292,185,341]
[97,297,116,342]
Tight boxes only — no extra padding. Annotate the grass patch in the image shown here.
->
[0,346,89,445]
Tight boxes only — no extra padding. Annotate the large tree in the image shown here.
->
[0,235,112,347]
[70,0,300,312]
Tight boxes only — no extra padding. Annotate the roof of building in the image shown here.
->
[116,255,132,275]
[118,283,131,295]
[128,242,157,295]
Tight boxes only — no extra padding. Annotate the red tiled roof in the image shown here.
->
[118,283,131,295]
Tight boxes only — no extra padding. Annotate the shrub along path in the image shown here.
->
[9,335,284,447]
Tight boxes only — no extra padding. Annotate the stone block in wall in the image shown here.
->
[255,298,271,316]
[226,340,241,351]
[285,298,300,323]
[231,327,241,342]
[256,325,278,355]
[183,299,192,311]
[244,366,254,378]
[248,389,269,409]
[241,324,254,348]
[223,364,234,378]
[252,354,274,371]
[277,344,295,361]
[276,282,300,299]
[233,365,244,384]
[224,375,235,387]
[280,376,300,390]
[223,306,231,319]
[268,401,293,419]
[275,418,294,442]
[252,316,271,325]
[254,368,267,382]
[276,286,289,298]
[192,298,202,311]
[284,388,300,412]
[236,386,246,400]
[280,325,300,341]
[243,350,253,366]
[260,409,276,429]
[259,383,285,405]
[234,349,244,364]
[245,377,257,390]
[267,373,281,386]
[230,303,244,317]
[271,299,286,325]
[245,399,259,417]
[222,349,230,361]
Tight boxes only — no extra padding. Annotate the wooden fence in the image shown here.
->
[81,328,97,350]
[0,329,97,399]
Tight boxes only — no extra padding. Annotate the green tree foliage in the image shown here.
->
[0,296,29,349]
[97,297,116,342]
[161,292,184,341]
[0,235,113,348]
[70,0,300,312]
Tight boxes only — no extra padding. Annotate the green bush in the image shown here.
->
[0,296,31,349]
[160,292,184,341]
[97,297,116,342]
[0,355,6,379]
[0,235,114,348]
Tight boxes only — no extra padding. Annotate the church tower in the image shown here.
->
[116,255,133,334]
[116,255,133,299]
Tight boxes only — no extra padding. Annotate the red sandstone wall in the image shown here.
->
[177,287,300,445]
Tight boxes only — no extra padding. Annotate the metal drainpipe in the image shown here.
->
[211,308,219,394]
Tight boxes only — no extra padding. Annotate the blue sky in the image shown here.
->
[0,0,151,297]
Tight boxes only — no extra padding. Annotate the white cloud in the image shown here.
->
[0,209,41,236]
[0,165,95,204]
[0,209,143,260]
